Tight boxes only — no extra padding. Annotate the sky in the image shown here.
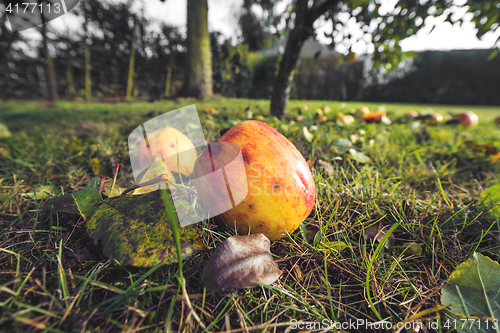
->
[13,0,500,55]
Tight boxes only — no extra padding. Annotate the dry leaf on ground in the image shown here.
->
[201,233,282,291]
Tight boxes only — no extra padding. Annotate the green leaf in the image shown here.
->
[299,223,309,243]
[478,184,500,221]
[44,185,101,217]
[72,187,101,220]
[89,177,102,190]
[441,252,500,333]
[313,230,323,247]
[331,138,352,155]
[44,194,80,215]
[86,190,205,267]
[347,148,372,164]
[318,241,348,253]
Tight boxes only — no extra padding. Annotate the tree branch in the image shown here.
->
[307,0,339,24]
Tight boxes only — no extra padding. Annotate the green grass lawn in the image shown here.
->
[1,97,500,332]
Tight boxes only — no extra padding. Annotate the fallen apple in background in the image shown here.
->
[340,115,355,125]
[321,105,331,113]
[315,109,324,118]
[455,111,479,127]
[317,116,328,123]
[355,106,370,118]
[135,127,197,176]
[194,120,315,241]
[363,111,386,123]
[495,115,500,125]
[404,111,419,119]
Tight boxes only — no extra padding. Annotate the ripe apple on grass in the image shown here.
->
[193,120,315,241]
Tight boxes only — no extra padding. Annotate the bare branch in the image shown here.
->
[307,0,338,24]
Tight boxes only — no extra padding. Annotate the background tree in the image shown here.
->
[211,32,252,97]
[183,0,212,98]
[238,0,275,52]
[158,24,186,99]
[125,26,137,100]
[0,3,36,99]
[39,0,59,101]
[251,0,500,118]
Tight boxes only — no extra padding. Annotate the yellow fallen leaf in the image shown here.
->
[24,185,54,200]
[67,139,83,151]
[403,242,423,256]
[202,107,217,114]
[303,126,313,142]
[133,157,176,195]
[90,158,102,175]
[492,152,500,162]
[102,181,127,198]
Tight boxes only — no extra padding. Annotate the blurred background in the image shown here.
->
[1,0,499,107]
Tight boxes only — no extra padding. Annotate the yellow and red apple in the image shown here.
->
[193,120,315,240]
[136,127,198,176]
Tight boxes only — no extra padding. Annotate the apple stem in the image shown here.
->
[110,164,120,196]
[120,174,169,196]
[98,175,106,197]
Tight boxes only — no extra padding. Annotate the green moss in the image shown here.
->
[86,190,205,267]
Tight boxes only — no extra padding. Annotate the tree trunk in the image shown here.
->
[183,0,212,98]
[270,0,311,118]
[40,5,59,102]
[82,7,91,102]
[84,40,91,101]
[164,65,172,98]
[270,0,338,118]
[126,28,137,100]
[66,61,76,97]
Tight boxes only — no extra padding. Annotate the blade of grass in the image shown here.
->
[57,240,70,307]
[436,177,452,208]
[160,186,183,283]
[365,221,400,321]
[14,301,62,319]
